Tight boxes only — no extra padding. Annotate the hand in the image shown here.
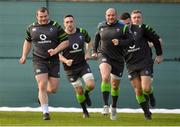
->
[48,49,56,56]
[148,42,154,48]
[66,59,73,66]
[85,53,91,60]
[91,53,98,60]
[112,39,119,46]
[155,55,163,64]
[19,56,26,64]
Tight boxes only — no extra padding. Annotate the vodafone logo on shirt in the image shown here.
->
[69,43,82,53]
[72,43,79,50]
[40,34,47,41]
[38,34,51,44]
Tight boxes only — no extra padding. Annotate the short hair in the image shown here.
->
[64,14,74,19]
[36,7,49,15]
[131,10,142,15]
[120,12,131,20]
[106,8,118,15]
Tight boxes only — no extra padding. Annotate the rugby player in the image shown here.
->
[19,7,69,120]
[113,10,163,120]
[92,8,134,120]
[131,10,163,109]
[59,15,95,118]
[120,11,163,108]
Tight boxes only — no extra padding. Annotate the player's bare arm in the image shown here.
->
[19,40,32,64]
[59,54,73,66]
[48,40,69,56]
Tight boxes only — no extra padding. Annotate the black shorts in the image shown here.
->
[33,60,60,78]
[65,63,92,82]
[99,54,124,78]
[128,66,152,80]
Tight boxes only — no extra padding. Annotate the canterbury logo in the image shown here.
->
[129,45,135,49]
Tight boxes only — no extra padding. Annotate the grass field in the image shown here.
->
[0,112,180,126]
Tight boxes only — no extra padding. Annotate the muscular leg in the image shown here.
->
[99,63,111,106]
[47,77,59,93]
[84,77,95,106]
[130,76,142,97]
[84,78,95,93]
[75,86,86,105]
[35,73,50,119]
[141,76,152,94]
[72,79,89,118]
[111,77,120,108]
[110,77,120,120]
[130,76,152,120]
[141,76,156,107]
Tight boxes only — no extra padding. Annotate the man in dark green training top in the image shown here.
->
[92,8,134,120]
[120,11,163,110]
[19,7,69,120]
[114,10,163,120]
[59,14,95,118]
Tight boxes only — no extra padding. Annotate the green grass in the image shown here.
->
[0,112,180,126]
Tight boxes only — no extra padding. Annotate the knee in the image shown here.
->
[133,84,142,96]
[75,86,83,95]
[142,87,150,93]
[112,84,119,90]
[47,85,58,93]
[88,85,95,91]
[102,77,109,83]
[87,82,95,90]
[111,80,120,90]
[134,88,143,96]
[48,88,58,93]
[142,84,151,93]
[90,84,95,90]
[38,82,47,92]
[112,85,118,90]
[101,74,110,83]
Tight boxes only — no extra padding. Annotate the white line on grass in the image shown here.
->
[0,107,180,114]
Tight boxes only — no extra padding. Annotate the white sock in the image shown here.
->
[41,104,49,114]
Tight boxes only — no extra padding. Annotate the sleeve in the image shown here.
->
[80,28,91,43]
[93,23,101,53]
[143,24,162,55]
[25,26,32,42]
[56,23,68,43]
[144,24,160,39]
[118,25,135,46]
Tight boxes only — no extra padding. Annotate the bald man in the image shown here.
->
[92,8,134,120]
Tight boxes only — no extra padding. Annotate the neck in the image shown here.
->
[38,20,50,25]
[65,28,76,34]
[107,20,117,25]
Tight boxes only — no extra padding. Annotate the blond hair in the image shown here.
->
[131,10,142,15]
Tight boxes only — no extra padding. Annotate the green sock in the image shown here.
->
[101,82,111,92]
[136,94,146,104]
[85,85,92,93]
[111,87,120,96]
[76,93,86,103]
